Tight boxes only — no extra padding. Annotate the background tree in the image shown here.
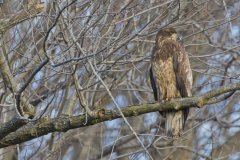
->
[0,0,240,159]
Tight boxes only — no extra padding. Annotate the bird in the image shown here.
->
[150,27,193,137]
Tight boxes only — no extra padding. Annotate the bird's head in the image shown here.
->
[156,28,177,42]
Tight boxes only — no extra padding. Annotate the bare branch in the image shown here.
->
[0,3,44,33]
[0,82,239,148]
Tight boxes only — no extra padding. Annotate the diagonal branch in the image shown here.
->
[0,3,44,34]
[0,117,28,139]
[0,82,239,148]
[0,2,44,118]
[0,46,35,118]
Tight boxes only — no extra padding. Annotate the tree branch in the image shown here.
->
[0,82,239,148]
[0,45,36,118]
[0,3,44,34]
[0,2,44,118]
[0,117,28,139]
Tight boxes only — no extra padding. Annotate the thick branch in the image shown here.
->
[0,82,239,148]
[0,117,28,139]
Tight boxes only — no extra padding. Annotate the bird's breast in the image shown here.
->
[153,57,181,100]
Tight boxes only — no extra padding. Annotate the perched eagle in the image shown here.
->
[150,28,192,137]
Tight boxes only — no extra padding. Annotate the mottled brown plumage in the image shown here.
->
[150,28,192,137]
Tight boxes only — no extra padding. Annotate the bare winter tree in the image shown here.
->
[0,0,240,159]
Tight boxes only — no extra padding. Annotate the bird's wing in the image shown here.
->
[173,44,193,97]
[172,42,192,122]
[150,66,158,101]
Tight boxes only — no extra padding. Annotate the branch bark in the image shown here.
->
[0,117,28,139]
[0,82,239,148]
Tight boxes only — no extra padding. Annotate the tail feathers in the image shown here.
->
[165,110,186,137]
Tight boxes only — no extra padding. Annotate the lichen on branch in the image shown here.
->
[0,82,239,148]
